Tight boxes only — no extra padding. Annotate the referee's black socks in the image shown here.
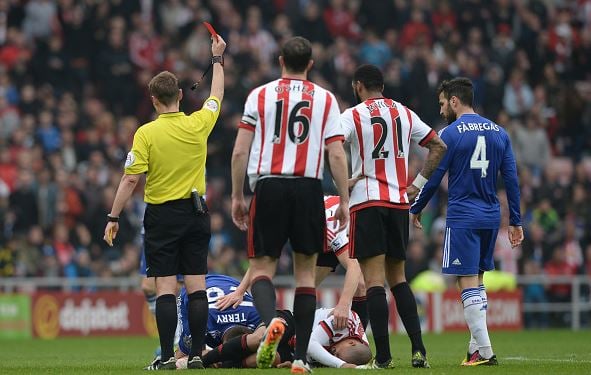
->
[155,294,177,361]
[188,290,208,360]
[391,282,426,355]
[251,276,277,326]
[366,286,391,364]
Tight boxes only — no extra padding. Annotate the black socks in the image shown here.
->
[293,287,316,362]
[391,282,426,355]
[251,276,277,325]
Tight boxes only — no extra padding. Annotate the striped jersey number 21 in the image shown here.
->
[371,116,404,159]
[470,135,489,178]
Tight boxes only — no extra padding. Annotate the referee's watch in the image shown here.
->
[107,214,119,223]
[212,55,224,66]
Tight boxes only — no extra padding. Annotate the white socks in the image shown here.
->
[468,284,488,354]
[462,287,492,359]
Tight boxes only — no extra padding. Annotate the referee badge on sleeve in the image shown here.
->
[125,151,135,168]
[204,99,219,112]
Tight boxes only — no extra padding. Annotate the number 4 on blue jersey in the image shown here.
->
[411,114,521,229]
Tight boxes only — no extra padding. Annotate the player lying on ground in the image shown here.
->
[218,195,368,330]
[190,309,296,369]
[186,307,371,369]
[307,307,372,368]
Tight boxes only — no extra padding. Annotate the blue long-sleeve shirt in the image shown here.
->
[411,113,522,229]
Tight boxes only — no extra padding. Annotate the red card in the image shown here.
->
[203,21,219,41]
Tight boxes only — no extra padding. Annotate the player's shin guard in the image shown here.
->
[352,296,368,330]
[155,294,177,361]
[461,288,492,359]
[367,286,391,364]
[293,287,316,362]
[391,282,426,355]
[251,276,277,326]
[187,290,208,360]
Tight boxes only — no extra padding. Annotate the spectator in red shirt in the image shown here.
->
[544,246,577,326]
[323,0,360,40]
[129,20,162,71]
[0,148,17,192]
[400,9,432,49]
[432,0,456,36]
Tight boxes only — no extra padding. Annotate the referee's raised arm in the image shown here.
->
[103,34,226,370]
[209,36,226,102]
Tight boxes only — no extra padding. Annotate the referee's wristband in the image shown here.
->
[412,174,428,189]
[212,55,224,66]
[107,214,119,223]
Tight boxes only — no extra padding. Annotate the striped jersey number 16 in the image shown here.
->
[470,135,489,178]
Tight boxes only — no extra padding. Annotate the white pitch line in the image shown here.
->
[505,356,591,364]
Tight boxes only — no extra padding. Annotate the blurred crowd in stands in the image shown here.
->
[0,0,590,325]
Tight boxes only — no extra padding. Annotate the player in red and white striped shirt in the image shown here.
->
[342,65,447,369]
[318,195,367,330]
[342,94,436,210]
[230,37,350,374]
[307,308,371,368]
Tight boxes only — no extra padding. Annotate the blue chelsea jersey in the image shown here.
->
[411,113,521,229]
[179,274,261,353]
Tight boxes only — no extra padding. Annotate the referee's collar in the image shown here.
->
[158,112,185,118]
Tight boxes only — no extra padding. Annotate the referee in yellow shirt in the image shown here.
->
[103,36,226,370]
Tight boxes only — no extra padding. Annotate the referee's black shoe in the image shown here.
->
[187,356,204,369]
[144,356,176,370]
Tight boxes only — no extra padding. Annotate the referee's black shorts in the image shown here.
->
[144,198,210,277]
[349,206,409,260]
[248,177,325,258]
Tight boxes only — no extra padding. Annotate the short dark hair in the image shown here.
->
[281,36,312,73]
[222,325,254,342]
[353,64,384,92]
[148,71,179,105]
[437,77,473,106]
[337,341,372,365]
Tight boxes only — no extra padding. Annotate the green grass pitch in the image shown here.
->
[1,330,590,374]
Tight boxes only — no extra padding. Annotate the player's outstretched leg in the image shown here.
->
[256,317,286,368]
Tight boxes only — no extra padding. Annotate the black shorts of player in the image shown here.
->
[144,198,210,277]
[349,205,409,260]
[248,177,325,258]
[316,244,347,272]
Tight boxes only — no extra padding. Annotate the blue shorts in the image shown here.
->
[139,236,184,281]
[442,227,498,275]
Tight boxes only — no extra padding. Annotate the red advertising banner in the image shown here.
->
[28,288,521,337]
[275,288,522,332]
[436,290,523,331]
[31,292,158,338]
